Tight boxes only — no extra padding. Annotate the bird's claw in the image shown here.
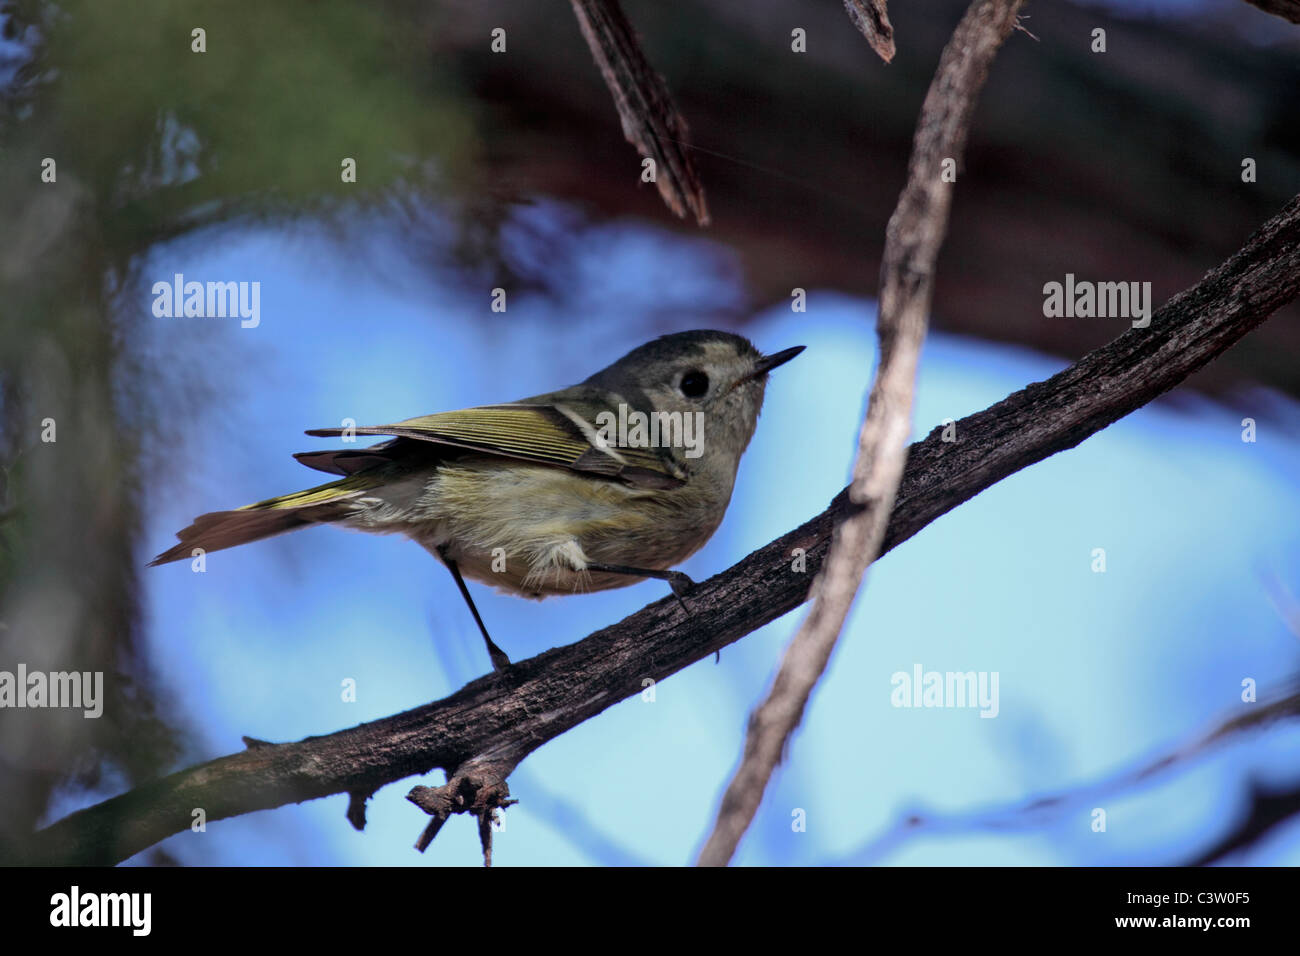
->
[487,644,512,674]
[666,571,696,613]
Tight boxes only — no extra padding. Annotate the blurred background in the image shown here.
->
[1,0,1299,866]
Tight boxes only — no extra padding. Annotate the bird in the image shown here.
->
[151,329,803,670]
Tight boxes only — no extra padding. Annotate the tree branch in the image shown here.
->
[569,0,710,225]
[833,680,1300,864]
[1242,0,1300,24]
[17,189,1300,866]
[696,0,1026,869]
[1185,777,1300,865]
[843,0,896,62]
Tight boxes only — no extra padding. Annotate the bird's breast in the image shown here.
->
[414,458,730,597]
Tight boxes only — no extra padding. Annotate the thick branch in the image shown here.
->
[18,191,1300,866]
[570,0,710,225]
[696,0,1026,868]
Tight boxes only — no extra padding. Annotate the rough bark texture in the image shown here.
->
[17,186,1300,867]
[843,0,897,62]
[569,0,710,225]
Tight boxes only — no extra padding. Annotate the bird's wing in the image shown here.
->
[301,404,686,489]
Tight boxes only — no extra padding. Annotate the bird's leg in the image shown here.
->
[438,546,511,673]
[585,562,696,613]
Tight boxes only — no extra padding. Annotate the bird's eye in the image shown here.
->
[679,370,709,398]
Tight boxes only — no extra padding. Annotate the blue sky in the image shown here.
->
[61,200,1300,866]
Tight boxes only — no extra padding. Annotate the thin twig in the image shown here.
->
[1242,0,1300,24]
[695,0,1028,869]
[569,0,710,225]
[834,680,1300,864]
[15,187,1300,865]
[1185,778,1300,865]
[843,0,896,62]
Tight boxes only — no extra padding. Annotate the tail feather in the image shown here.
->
[292,437,416,476]
[149,475,381,566]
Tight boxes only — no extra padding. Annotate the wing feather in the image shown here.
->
[303,404,685,488]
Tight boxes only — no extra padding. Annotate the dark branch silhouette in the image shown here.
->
[1243,0,1300,24]
[830,680,1300,865]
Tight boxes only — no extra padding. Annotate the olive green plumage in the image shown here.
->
[151,330,802,602]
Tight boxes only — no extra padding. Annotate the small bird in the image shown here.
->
[152,330,803,670]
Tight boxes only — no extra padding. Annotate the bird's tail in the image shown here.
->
[149,474,383,566]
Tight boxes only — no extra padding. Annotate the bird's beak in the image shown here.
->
[746,345,805,381]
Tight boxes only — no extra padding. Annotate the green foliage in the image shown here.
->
[21,0,476,212]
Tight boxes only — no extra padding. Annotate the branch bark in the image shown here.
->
[570,0,710,225]
[18,189,1300,866]
[696,0,1026,868]
[843,0,896,62]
